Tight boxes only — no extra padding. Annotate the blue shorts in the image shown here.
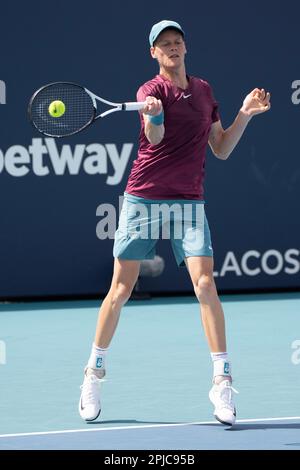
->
[113,193,213,266]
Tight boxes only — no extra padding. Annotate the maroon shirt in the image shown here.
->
[126,74,220,200]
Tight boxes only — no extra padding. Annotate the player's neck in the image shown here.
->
[159,67,188,90]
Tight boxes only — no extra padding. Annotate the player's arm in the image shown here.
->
[141,96,165,145]
[209,88,271,160]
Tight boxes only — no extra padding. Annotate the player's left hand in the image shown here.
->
[240,88,271,117]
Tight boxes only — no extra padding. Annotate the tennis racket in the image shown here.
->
[28,82,146,138]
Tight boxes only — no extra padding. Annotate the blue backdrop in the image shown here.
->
[0,0,299,298]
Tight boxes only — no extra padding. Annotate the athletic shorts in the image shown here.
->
[113,193,213,266]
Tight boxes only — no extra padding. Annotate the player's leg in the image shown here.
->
[186,255,237,426]
[79,258,140,421]
[171,202,237,425]
[185,256,226,353]
[79,194,158,422]
[94,258,141,348]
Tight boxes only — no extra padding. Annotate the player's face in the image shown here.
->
[151,30,186,69]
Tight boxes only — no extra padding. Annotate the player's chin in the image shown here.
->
[166,59,182,68]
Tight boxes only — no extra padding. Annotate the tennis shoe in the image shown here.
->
[79,368,105,421]
[209,379,238,426]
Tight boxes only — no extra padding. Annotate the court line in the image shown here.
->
[0,416,300,439]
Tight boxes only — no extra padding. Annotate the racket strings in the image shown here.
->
[30,83,95,137]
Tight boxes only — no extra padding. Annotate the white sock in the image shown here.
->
[87,343,107,371]
[210,352,231,378]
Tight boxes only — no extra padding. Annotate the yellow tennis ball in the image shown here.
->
[48,100,65,118]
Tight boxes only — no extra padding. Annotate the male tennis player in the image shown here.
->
[79,20,271,425]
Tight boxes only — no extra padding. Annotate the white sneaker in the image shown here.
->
[78,368,105,422]
[209,379,238,426]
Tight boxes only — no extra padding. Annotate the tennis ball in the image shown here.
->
[48,100,65,118]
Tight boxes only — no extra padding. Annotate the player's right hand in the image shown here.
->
[142,96,163,116]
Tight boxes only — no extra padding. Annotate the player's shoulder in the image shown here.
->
[138,75,165,94]
[190,76,213,90]
[137,75,167,101]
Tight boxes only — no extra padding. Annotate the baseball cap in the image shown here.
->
[149,20,184,46]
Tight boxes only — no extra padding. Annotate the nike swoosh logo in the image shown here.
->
[182,94,192,99]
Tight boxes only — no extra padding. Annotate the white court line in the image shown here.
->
[0,416,300,439]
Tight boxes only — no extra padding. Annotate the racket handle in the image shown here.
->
[123,101,146,111]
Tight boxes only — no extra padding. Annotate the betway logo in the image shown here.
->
[0,80,6,104]
[0,138,133,185]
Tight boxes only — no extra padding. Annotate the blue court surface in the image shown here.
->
[0,293,300,450]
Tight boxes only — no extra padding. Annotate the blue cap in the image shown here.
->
[149,20,184,47]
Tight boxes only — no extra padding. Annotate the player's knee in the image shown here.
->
[194,274,215,302]
[111,283,133,308]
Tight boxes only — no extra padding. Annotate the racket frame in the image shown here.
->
[28,81,146,137]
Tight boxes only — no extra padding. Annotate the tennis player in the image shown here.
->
[79,20,271,425]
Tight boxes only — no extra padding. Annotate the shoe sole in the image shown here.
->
[214,415,234,426]
[214,408,236,427]
[85,408,101,422]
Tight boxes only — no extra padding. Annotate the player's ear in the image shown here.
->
[150,46,156,59]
